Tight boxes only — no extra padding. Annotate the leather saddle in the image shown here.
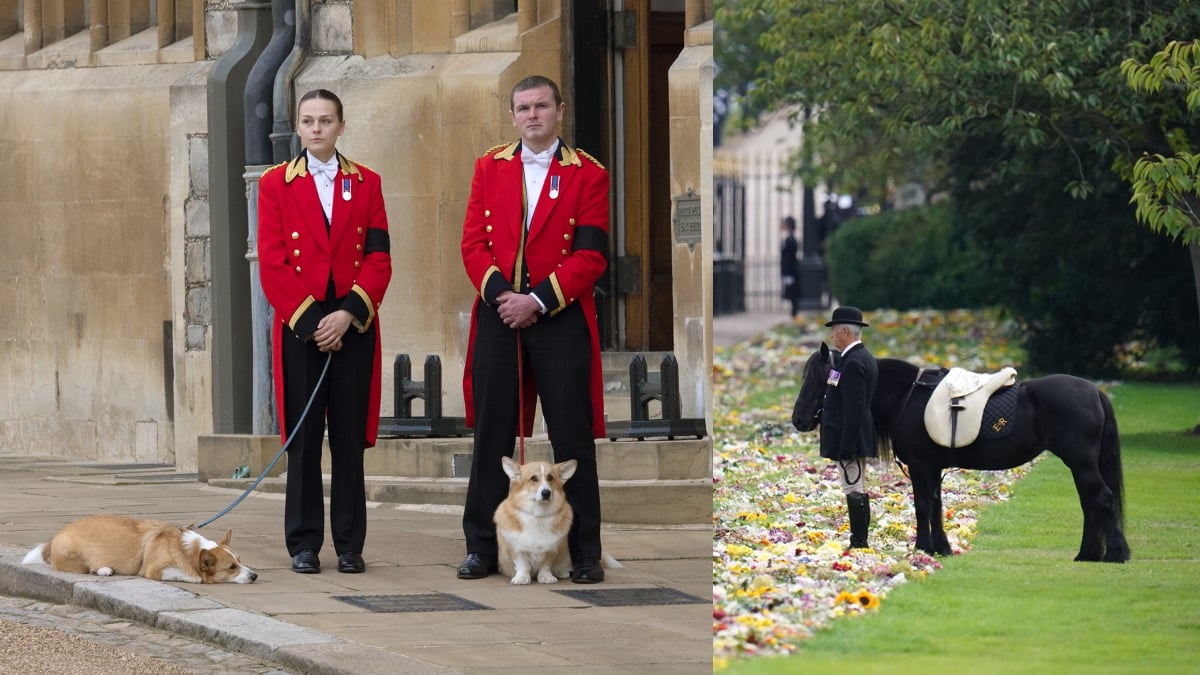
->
[923,366,1017,448]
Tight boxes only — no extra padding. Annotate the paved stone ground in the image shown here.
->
[0,595,293,675]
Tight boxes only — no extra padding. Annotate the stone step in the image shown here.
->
[199,435,710,482]
[206,475,712,525]
[197,434,712,525]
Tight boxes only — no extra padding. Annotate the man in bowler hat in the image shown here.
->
[820,306,879,548]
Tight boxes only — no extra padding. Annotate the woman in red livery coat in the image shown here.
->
[457,76,610,583]
[257,89,392,575]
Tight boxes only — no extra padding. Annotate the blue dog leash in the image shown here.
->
[195,351,332,528]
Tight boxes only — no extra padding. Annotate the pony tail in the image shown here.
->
[1098,392,1125,530]
[875,418,894,465]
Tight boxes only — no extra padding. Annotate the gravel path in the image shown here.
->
[0,596,292,675]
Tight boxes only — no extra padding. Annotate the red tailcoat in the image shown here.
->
[258,153,392,446]
[461,139,609,438]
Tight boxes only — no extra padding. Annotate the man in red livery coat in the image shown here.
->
[458,75,610,583]
[258,90,392,575]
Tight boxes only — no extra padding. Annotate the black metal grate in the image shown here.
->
[334,593,493,613]
[552,587,706,607]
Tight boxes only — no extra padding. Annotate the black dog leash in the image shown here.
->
[195,352,332,528]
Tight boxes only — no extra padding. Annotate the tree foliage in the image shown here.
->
[717,0,1200,198]
[716,0,1200,375]
[1122,40,1200,246]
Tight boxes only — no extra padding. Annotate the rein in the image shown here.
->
[897,367,924,422]
[889,367,959,483]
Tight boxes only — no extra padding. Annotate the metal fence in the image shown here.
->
[715,150,816,315]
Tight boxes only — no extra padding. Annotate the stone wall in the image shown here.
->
[0,2,715,468]
[0,63,208,462]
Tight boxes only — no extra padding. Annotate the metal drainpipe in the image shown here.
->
[207,1,273,435]
[243,0,296,436]
[272,0,311,163]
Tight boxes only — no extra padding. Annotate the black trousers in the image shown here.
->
[281,315,375,557]
[462,301,602,562]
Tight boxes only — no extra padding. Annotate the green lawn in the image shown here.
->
[725,382,1200,675]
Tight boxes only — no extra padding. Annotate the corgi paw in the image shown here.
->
[537,570,559,584]
[95,567,114,576]
[511,572,532,585]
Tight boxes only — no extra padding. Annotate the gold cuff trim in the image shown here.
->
[548,273,567,317]
[351,284,375,332]
[288,296,316,329]
[480,265,501,297]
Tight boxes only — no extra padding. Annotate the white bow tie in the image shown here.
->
[309,159,338,181]
[521,149,552,170]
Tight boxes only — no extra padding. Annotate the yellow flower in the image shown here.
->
[854,588,881,610]
[725,543,753,557]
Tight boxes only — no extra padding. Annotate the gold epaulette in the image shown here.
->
[577,148,605,170]
[284,155,307,183]
[337,153,365,182]
[260,161,288,178]
[486,141,520,161]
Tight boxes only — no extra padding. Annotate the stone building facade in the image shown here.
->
[0,0,713,471]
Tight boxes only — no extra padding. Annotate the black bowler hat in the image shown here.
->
[825,306,869,327]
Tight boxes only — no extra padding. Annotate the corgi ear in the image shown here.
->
[199,548,217,571]
[556,459,577,482]
[220,529,232,546]
[501,455,521,480]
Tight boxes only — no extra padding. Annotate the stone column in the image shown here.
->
[245,166,278,436]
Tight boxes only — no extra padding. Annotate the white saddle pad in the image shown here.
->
[924,366,1017,448]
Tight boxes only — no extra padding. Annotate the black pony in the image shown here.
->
[793,343,1130,563]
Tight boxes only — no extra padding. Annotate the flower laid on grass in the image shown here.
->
[713,309,1035,668]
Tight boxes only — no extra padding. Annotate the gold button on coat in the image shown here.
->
[295,266,302,273]
[561,249,568,256]
[569,218,576,225]
[357,227,364,234]
[354,261,361,268]
[293,249,300,257]
[291,232,300,240]
[486,225,493,232]
[484,209,491,217]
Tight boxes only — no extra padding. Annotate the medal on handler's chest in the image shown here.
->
[342,177,352,201]
[827,369,841,387]
[549,175,560,200]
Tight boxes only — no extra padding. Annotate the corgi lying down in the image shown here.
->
[22,514,257,584]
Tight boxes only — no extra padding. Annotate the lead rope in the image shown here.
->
[195,351,332,529]
[516,329,525,464]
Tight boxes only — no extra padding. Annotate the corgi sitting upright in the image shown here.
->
[22,514,257,584]
[494,456,577,584]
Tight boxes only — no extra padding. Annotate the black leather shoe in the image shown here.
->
[337,552,366,574]
[571,558,604,584]
[456,552,496,579]
[291,549,320,574]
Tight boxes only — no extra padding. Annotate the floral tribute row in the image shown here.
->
[713,310,1033,669]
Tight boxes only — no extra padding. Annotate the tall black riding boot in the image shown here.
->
[847,492,871,549]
